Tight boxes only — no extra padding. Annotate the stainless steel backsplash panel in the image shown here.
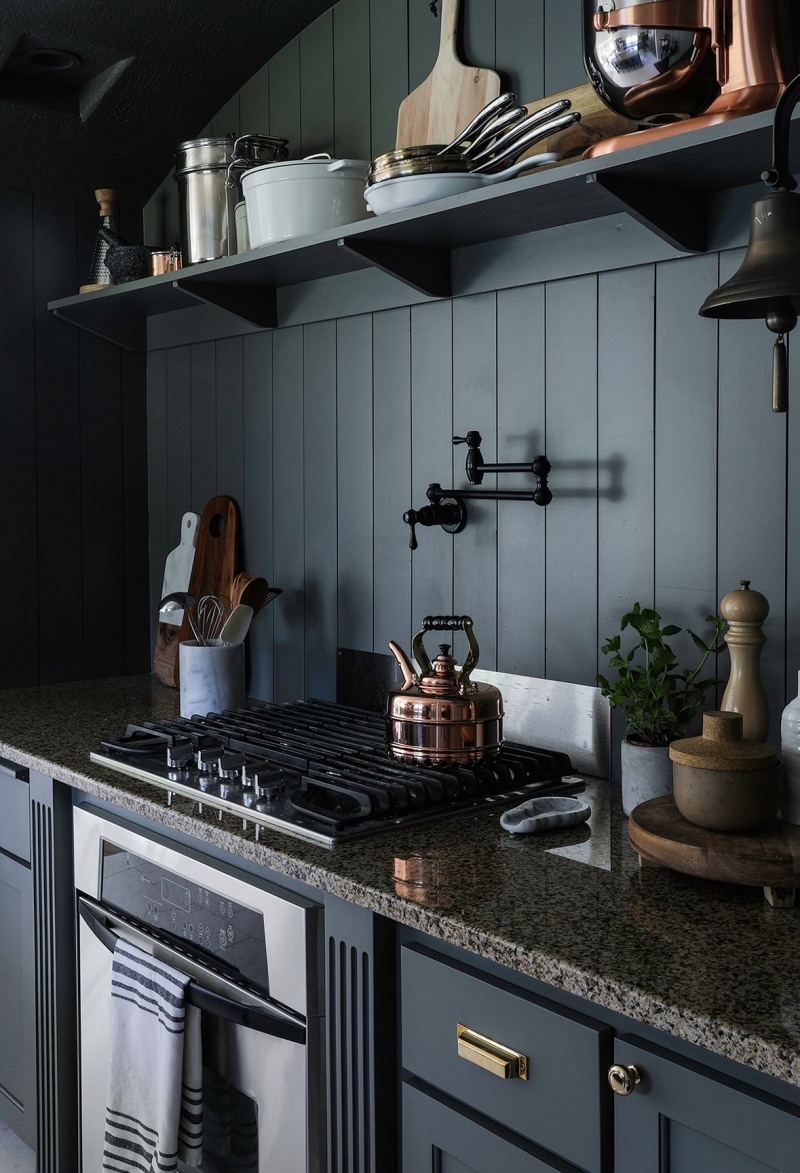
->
[469,670,610,779]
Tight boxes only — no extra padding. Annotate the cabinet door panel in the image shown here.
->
[614,1036,800,1172]
[402,1080,577,1173]
[0,850,35,1147]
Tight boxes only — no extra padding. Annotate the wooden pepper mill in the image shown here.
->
[720,580,770,742]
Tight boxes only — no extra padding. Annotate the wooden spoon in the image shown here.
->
[239,576,274,613]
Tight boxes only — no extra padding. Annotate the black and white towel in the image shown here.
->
[103,939,203,1172]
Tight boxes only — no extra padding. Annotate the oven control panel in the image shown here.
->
[100,843,268,988]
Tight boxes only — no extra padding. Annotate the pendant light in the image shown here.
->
[699,72,800,413]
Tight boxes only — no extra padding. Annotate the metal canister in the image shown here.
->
[173,133,288,264]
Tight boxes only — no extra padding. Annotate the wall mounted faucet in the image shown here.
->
[402,429,552,548]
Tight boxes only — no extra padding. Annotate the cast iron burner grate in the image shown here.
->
[90,699,584,847]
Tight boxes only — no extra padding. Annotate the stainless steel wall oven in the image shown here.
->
[73,804,325,1172]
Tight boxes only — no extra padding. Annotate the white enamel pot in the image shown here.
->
[242,155,370,245]
[364,152,559,216]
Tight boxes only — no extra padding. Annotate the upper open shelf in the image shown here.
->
[48,106,794,350]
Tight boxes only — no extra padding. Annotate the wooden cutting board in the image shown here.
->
[521,84,638,161]
[161,496,242,688]
[629,796,800,908]
[153,511,200,687]
[395,0,501,149]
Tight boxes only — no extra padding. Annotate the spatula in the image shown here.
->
[395,0,501,150]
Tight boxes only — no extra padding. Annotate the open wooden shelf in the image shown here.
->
[48,106,795,350]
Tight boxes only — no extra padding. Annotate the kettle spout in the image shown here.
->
[388,641,418,691]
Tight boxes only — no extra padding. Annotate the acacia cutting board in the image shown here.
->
[521,84,638,161]
[164,495,242,687]
[395,0,501,149]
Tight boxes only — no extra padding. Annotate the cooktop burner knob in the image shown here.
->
[198,775,219,793]
[251,769,285,802]
[218,753,247,779]
[167,745,193,777]
[196,747,224,772]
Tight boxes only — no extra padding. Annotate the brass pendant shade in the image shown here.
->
[698,71,800,411]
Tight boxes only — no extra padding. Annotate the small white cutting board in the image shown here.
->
[160,512,200,624]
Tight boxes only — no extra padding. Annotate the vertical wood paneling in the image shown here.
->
[496,284,546,676]
[372,308,412,655]
[190,342,218,507]
[33,195,83,685]
[453,292,498,665]
[0,190,38,688]
[301,12,335,155]
[544,273,598,685]
[239,63,271,133]
[80,333,126,677]
[543,0,586,95]
[368,0,408,156]
[211,94,240,136]
[333,0,372,159]
[269,41,302,155]
[147,351,169,647]
[654,256,719,644]
[717,248,787,744]
[411,300,454,628]
[272,327,306,701]
[496,0,546,101]
[242,333,275,699]
[462,0,496,76]
[165,347,192,526]
[407,0,439,91]
[120,350,150,672]
[786,338,800,695]
[215,337,245,505]
[337,315,374,650]
[304,321,339,698]
[597,265,656,641]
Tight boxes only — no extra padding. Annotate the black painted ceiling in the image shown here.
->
[0,0,337,203]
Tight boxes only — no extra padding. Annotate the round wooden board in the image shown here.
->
[629,797,800,900]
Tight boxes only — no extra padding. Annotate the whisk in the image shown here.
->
[187,594,232,645]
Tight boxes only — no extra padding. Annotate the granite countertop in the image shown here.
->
[2,674,800,1090]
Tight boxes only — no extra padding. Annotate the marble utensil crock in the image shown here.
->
[669,710,780,832]
[179,640,245,718]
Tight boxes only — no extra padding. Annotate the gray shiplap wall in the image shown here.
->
[146,0,798,757]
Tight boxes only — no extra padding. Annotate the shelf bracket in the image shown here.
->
[51,306,145,351]
[337,238,451,298]
[587,172,707,254]
[174,278,278,328]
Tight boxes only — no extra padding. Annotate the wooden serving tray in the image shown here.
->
[629,796,800,908]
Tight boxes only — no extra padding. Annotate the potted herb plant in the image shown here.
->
[597,603,726,815]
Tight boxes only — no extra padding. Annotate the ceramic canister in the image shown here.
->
[669,710,780,832]
[179,640,245,718]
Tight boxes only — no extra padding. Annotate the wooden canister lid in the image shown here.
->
[668,710,777,771]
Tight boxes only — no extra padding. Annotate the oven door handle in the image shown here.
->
[78,897,306,1045]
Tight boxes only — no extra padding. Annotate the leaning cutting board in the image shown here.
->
[395,0,501,149]
[521,83,638,161]
[168,496,242,688]
[153,512,200,688]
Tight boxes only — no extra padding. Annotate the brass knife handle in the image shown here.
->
[456,1024,528,1080]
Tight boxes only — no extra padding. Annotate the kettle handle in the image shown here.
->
[413,615,479,691]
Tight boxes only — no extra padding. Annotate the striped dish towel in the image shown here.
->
[103,939,203,1172]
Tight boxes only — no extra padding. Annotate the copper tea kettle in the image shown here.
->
[387,615,504,765]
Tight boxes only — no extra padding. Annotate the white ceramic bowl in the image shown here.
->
[364,152,559,216]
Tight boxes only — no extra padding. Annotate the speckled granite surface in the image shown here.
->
[2,674,800,1090]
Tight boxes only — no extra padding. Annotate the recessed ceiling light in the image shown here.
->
[22,48,82,72]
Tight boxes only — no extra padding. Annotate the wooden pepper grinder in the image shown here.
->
[720,580,770,742]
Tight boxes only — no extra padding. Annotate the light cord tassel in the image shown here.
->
[773,334,789,413]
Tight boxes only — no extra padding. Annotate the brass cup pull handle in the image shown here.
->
[456,1024,528,1080]
[608,1063,641,1096]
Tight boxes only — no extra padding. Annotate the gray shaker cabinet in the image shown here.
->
[612,1035,800,1172]
[400,940,800,1173]
[0,758,36,1150]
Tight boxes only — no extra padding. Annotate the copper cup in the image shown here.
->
[149,248,182,276]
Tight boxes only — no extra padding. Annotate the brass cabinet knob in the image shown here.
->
[456,1024,528,1080]
[608,1063,642,1096]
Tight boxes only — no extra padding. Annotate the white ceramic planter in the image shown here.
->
[620,738,674,817]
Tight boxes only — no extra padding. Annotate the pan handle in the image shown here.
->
[78,896,306,1044]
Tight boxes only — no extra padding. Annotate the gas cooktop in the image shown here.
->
[90,699,584,847]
